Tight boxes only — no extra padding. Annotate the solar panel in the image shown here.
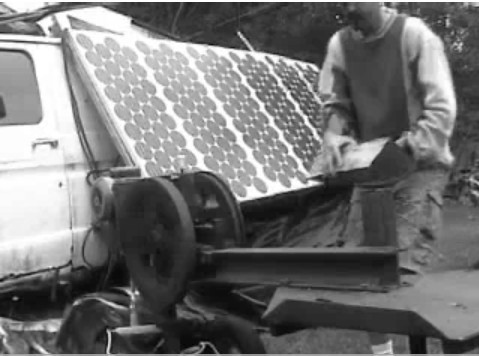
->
[67,30,323,201]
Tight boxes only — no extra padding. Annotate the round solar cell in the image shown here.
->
[281,162,296,179]
[173,51,189,66]
[179,148,197,166]
[170,131,186,148]
[212,113,227,128]
[132,86,148,103]
[165,88,180,103]
[218,56,233,70]
[192,82,208,96]
[223,103,236,118]
[113,53,129,69]
[145,55,160,71]
[163,140,180,157]
[158,112,176,130]
[124,95,140,112]
[267,156,282,172]
[204,155,219,171]
[295,170,308,184]
[95,43,111,60]
[194,138,209,154]
[104,37,120,52]
[158,43,174,56]
[243,160,257,176]
[256,142,272,158]
[135,141,153,160]
[145,161,164,176]
[285,156,299,170]
[186,46,200,59]
[233,119,247,134]
[252,150,267,165]
[132,63,147,78]
[183,120,199,137]
[200,129,215,146]
[263,166,277,181]
[237,169,252,187]
[123,70,140,86]
[272,148,284,163]
[190,112,205,128]
[275,141,288,155]
[219,163,236,181]
[149,97,166,114]
[138,80,156,97]
[213,88,227,102]
[152,122,169,140]
[251,176,267,193]
[169,79,184,95]
[184,87,201,103]
[226,153,242,169]
[154,150,172,167]
[104,85,122,103]
[167,58,184,74]
[144,132,161,150]
[125,122,142,140]
[199,96,215,112]
[95,68,113,85]
[230,144,246,161]
[142,104,159,122]
[208,146,226,164]
[219,127,235,143]
[133,113,151,131]
[135,40,151,55]
[204,73,218,88]
[154,72,169,87]
[114,104,131,122]
[197,103,212,119]
[216,136,232,152]
[247,127,261,142]
[113,77,130,95]
[206,119,221,136]
[230,180,247,198]
[76,34,94,50]
[183,73,198,89]
[153,49,167,63]
[121,47,138,63]
[85,51,102,67]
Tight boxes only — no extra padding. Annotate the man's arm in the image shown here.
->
[401,19,457,164]
[319,32,357,138]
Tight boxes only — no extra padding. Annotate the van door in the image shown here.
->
[0,44,72,281]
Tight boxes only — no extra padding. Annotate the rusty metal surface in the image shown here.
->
[198,247,400,290]
[263,269,479,342]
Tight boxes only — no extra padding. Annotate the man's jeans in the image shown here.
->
[342,168,449,275]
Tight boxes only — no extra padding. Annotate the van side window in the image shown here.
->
[0,51,42,126]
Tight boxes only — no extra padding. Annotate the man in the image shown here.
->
[318,3,456,355]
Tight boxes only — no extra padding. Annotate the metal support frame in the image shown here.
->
[112,168,479,354]
[198,247,399,290]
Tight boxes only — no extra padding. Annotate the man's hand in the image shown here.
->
[322,131,357,175]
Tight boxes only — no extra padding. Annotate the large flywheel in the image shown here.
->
[175,171,246,249]
[116,177,196,315]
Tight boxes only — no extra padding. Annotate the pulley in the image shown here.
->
[115,177,196,315]
[175,171,246,249]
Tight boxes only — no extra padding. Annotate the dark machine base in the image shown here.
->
[263,269,479,354]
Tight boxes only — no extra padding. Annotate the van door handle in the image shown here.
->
[32,138,59,149]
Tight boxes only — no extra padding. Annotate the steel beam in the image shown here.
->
[198,247,399,290]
